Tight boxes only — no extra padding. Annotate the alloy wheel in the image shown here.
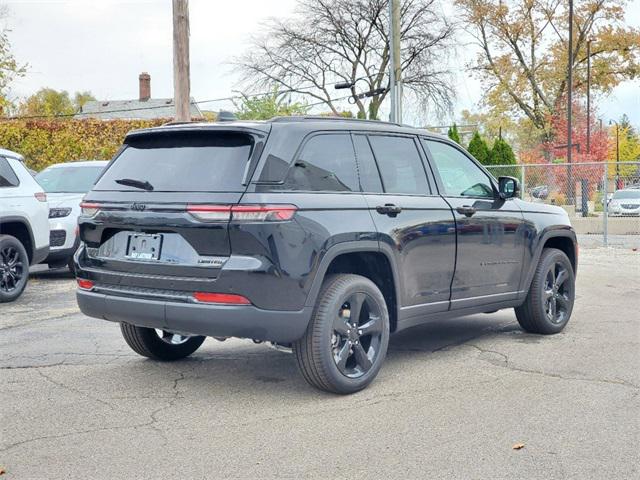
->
[331,292,384,378]
[154,329,191,345]
[543,262,573,324]
[0,246,24,293]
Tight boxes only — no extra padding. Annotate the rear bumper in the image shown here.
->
[76,289,312,343]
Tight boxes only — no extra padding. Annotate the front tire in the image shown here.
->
[293,274,390,394]
[515,248,575,334]
[0,235,29,303]
[120,323,205,361]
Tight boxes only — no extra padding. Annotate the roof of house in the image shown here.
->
[74,98,203,120]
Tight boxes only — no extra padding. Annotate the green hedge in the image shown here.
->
[0,119,167,171]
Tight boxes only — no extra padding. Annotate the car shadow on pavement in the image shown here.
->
[108,314,528,397]
[29,265,74,280]
[387,314,523,359]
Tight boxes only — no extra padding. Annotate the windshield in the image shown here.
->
[612,190,640,200]
[94,132,254,192]
[36,165,105,193]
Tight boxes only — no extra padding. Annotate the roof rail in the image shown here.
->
[267,115,402,127]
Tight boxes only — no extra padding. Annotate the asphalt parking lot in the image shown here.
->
[1,246,639,479]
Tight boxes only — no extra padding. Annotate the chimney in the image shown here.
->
[139,72,151,101]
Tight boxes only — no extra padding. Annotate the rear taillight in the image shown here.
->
[186,205,232,222]
[193,292,251,305]
[187,204,297,222]
[80,202,100,217]
[77,279,95,291]
[34,192,47,202]
[231,205,297,221]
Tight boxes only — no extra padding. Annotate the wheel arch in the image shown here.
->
[305,241,401,332]
[0,217,35,263]
[522,227,578,295]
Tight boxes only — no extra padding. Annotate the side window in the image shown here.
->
[352,135,383,193]
[423,140,494,198]
[0,157,20,187]
[283,133,358,191]
[368,135,430,195]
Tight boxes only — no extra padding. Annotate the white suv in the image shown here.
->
[0,148,49,302]
[35,160,107,271]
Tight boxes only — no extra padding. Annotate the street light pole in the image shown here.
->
[388,0,402,123]
[586,38,593,154]
[615,121,620,190]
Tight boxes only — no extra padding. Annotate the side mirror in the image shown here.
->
[498,176,520,199]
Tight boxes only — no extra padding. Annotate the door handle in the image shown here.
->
[456,205,476,217]
[376,203,402,217]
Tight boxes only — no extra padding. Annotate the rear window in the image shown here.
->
[94,132,254,192]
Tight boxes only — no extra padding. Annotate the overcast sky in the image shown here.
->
[4,0,640,127]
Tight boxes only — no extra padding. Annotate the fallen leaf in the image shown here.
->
[0,466,5,475]
[512,443,525,450]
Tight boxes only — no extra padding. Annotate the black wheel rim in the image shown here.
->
[0,246,25,293]
[543,262,573,325]
[331,292,384,379]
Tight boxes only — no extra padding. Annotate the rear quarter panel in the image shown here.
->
[235,190,377,310]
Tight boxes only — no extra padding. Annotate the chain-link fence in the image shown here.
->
[486,162,640,246]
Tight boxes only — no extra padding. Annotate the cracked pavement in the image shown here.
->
[1,248,639,479]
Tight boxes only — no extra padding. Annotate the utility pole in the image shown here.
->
[173,0,191,122]
[388,0,402,123]
[567,0,574,204]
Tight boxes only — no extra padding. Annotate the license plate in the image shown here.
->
[126,233,162,260]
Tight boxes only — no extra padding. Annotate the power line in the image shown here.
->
[3,67,393,121]
[1,90,358,121]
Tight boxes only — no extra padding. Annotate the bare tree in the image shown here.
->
[234,0,455,120]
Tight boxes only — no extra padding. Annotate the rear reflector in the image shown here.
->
[187,204,297,222]
[80,202,100,216]
[77,279,95,290]
[193,292,251,305]
[34,192,47,202]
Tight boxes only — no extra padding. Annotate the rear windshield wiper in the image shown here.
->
[114,178,154,191]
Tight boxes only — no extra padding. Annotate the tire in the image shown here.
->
[67,257,76,276]
[120,323,206,361]
[515,248,575,334]
[293,274,390,394]
[0,234,29,303]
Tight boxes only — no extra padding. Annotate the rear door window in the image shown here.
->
[352,135,383,193]
[367,135,430,195]
[94,132,254,192]
[0,157,19,187]
[282,133,358,192]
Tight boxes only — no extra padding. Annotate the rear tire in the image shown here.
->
[515,248,575,334]
[0,234,29,303]
[120,323,205,361]
[293,274,390,394]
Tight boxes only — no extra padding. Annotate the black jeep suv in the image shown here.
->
[75,117,577,394]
